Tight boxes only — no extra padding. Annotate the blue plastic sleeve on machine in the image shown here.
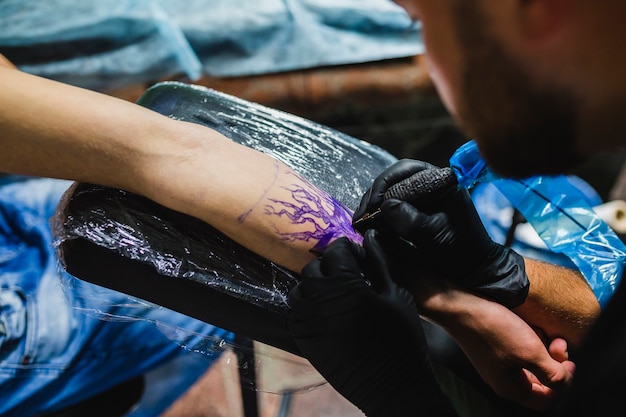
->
[449,140,626,308]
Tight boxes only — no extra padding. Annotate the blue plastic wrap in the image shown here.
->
[450,140,626,307]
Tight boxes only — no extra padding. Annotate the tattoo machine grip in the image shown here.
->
[383,167,458,203]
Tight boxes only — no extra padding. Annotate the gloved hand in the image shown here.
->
[352,159,529,308]
[354,159,439,224]
[287,231,454,417]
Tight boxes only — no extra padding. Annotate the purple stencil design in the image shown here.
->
[237,162,280,223]
[264,179,362,252]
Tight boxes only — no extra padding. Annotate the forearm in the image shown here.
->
[0,54,16,69]
[0,67,354,273]
[411,257,600,350]
[150,134,356,272]
[512,258,600,349]
[0,66,183,192]
[409,277,575,410]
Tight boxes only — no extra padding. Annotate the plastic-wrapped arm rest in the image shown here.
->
[53,82,397,356]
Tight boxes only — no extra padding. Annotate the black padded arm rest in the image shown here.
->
[53,82,397,357]
[56,182,302,355]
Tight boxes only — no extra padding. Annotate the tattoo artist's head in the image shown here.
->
[394,1,626,178]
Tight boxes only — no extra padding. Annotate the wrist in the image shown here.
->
[465,246,530,308]
[409,278,473,325]
[134,120,223,209]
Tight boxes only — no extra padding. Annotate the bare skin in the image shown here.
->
[412,277,575,411]
[0,54,16,69]
[0,66,342,273]
[514,258,599,349]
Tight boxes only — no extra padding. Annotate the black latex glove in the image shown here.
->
[288,231,454,417]
[353,159,439,226]
[353,159,529,308]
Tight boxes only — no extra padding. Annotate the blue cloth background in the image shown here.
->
[0,0,423,91]
[0,175,233,416]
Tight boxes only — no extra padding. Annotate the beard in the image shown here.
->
[450,4,585,178]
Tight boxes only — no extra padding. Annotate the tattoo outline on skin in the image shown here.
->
[263,171,362,252]
[237,162,280,223]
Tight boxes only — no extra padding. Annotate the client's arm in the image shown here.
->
[0,66,356,273]
[0,53,17,69]
[411,276,575,411]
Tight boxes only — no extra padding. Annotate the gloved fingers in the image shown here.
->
[299,237,362,279]
[361,229,394,293]
[292,237,369,303]
[376,159,439,188]
[443,188,492,231]
[317,237,366,278]
[352,159,437,225]
[379,199,445,244]
[299,257,325,280]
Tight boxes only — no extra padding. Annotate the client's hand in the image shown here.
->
[353,159,529,308]
[414,277,576,411]
[288,231,455,417]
